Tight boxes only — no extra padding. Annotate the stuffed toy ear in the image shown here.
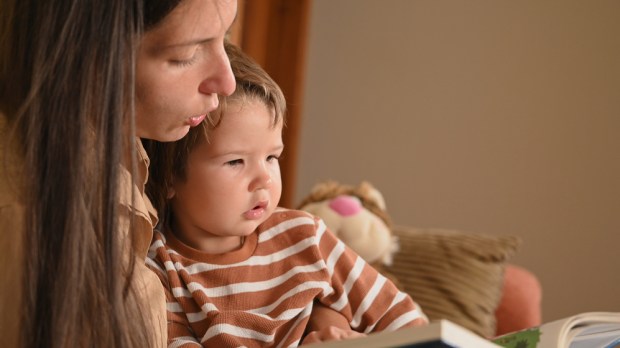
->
[298,180,348,210]
[358,181,387,211]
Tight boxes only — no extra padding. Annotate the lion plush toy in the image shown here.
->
[297,180,401,286]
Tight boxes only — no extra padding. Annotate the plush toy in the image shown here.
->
[297,180,401,286]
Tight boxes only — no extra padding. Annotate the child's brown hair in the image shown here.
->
[144,41,286,219]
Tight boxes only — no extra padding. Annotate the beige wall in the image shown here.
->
[296,0,620,322]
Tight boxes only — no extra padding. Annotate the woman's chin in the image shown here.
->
[137,126,190,142]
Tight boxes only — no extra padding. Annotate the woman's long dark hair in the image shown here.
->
[0,0,183,347]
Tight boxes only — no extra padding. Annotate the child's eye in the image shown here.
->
[226,159,243,166]
[267,155,280,162]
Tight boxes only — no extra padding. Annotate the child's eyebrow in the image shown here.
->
[210,144,284,160]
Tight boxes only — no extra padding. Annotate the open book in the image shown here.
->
[493,312,620,348]
[312,320,500,347]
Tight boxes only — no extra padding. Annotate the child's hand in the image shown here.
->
[300,326,366,345]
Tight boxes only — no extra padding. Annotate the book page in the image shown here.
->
[494,312,620,348]
[569,323,620,348]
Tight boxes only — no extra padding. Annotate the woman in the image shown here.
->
[0,0,237,347]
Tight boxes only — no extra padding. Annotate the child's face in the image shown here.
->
[169,98,283,248]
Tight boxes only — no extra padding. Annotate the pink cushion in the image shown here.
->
[494,264,542,336]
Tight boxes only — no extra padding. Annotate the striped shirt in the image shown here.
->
[147,209,427,347]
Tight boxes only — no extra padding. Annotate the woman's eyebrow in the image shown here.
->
[163,37,214,49]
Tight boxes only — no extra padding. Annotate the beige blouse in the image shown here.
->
[0,114,166,347]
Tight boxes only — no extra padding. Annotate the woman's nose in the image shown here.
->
[198,47,236,97]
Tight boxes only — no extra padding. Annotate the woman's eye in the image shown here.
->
[226,159,243,166]
[170,55,198,67]
[168,45,202,67]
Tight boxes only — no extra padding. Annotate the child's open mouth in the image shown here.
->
[244,201,268,220]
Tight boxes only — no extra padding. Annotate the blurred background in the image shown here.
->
[236,0,620,322]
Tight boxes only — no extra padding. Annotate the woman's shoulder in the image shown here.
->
[0,113,25,208]
[0,113,26,342]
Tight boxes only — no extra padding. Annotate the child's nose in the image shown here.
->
[249,166,272,192]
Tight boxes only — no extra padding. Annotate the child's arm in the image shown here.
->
[301,302,366,345]
[314,219,428,333]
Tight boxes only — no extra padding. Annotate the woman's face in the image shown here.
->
[135,0,237,141]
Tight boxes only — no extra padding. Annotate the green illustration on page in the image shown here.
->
[493,327,542,348]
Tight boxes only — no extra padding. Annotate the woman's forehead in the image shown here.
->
[143,0,237,50]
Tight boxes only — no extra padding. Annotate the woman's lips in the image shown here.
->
[187,114,206,127]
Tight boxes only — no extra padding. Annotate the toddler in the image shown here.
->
[145,42,427,347]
